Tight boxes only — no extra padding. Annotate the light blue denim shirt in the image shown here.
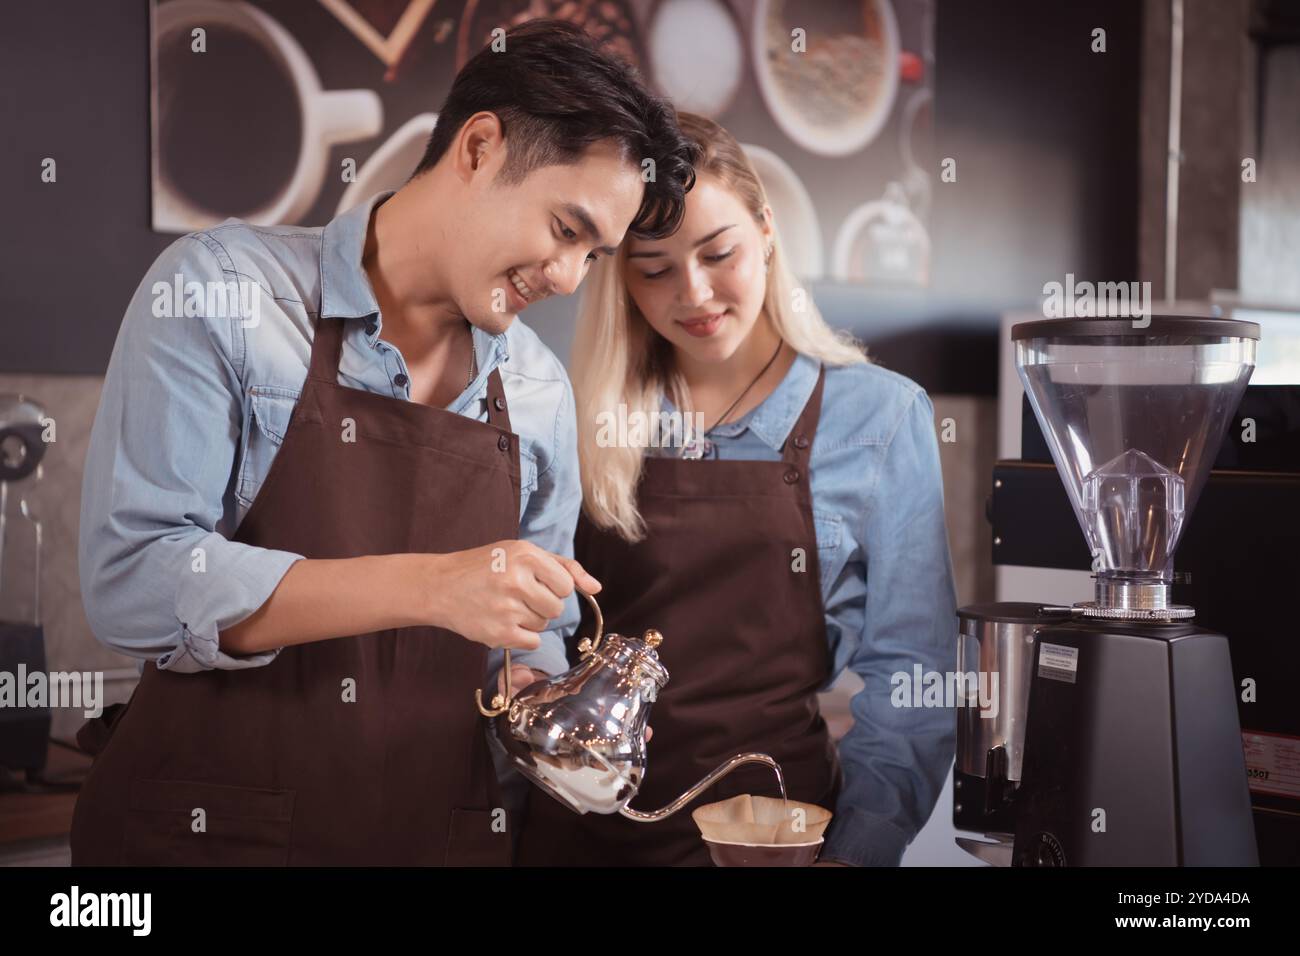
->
[79,191,575,682]
[658,353,958,867]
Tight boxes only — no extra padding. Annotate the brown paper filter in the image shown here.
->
[692,794,832,845]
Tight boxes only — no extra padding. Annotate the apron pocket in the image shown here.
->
[122,778,295,866]
[444,807,512,867]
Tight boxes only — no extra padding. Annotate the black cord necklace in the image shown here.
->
[680,340,785,460]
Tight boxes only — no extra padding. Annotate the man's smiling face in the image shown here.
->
[451,135,645,335]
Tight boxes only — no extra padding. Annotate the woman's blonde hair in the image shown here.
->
[571,112,868,541]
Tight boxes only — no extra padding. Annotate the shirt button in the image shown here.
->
[493,396,506,411]
[794,435,810,449]
[783,468,800,484]
[393,373,409,388]
[497,434,510,451]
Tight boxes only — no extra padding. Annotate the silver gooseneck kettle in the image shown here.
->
[476,590,779,820]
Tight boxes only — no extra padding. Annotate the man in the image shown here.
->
[71,19,696,865]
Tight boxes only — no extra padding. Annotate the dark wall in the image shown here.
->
[1,0,1143,382]
[931,0,1142,304]
[847,0,1144,393]
[1,0,168,374]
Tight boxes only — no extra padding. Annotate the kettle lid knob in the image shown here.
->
[643,629,663,649]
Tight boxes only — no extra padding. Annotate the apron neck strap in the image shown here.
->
[781,364,826,465]
[485,367,512,432]
[307,316,347,383]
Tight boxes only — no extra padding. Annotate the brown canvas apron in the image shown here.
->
[70,316,520,866]
[517,367,842,866]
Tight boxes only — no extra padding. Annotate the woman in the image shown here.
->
[516,114,957,867]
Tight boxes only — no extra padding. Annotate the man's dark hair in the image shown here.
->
[412,19,697,239]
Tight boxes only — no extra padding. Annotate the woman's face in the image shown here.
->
[623,174,773,364]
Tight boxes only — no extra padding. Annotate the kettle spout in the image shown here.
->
[617,753,784,822]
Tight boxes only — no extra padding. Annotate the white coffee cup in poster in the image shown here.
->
[152,0,383,232]
[336,113,439,216]
[832,182,930,286]
[898,88,933,219]
[740,143,824,281]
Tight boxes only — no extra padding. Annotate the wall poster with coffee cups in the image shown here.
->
[150,0,935,287]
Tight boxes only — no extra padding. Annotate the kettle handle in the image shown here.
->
[475,588,604,717]
[574,587,605,658]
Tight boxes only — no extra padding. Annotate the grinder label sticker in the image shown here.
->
[1242,730,1300,799]
[1038,643,1079,684]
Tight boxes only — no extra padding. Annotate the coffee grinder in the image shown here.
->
[954,315,1260,866]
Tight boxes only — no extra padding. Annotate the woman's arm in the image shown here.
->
[819,388,959,867]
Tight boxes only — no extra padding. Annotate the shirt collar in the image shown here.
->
[320,191,391,321]
[664,351,821,452]
[320,189,510,371]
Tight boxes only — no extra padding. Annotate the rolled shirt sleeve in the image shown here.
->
[820,388,959,866]
[79,236,304,673]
